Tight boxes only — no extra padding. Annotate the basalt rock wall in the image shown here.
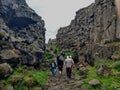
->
[0,0,46,67]
[56,0,120,60]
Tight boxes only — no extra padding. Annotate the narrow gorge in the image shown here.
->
[0,0,120,90]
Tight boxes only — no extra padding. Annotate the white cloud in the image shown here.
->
[26,0,95,42]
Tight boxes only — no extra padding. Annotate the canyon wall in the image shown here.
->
[0,0,46,67]
[56,0,120,61]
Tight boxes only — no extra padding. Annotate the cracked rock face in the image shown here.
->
[56,0,120,60]
[0,0,46,67]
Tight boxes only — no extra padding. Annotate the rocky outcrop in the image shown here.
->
[56,0,120,61]
[97,64,111,76]
[0,0,46,67]
[0,63,13,79]
[89,79,100,86]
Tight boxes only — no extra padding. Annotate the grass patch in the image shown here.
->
[32,71,49,88]
[105,41,120,46]
[113,50,120,56]
[5,66,49,90]
[44,51,53,61]
[113,61,120,71]
[80,57,120,90]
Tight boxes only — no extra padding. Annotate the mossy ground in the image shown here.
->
[77,57,120,90]
[3,66,49,90]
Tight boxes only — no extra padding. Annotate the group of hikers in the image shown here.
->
[50,55,74,78]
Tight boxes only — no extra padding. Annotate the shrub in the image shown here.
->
[32,71,49,88]
[114,61,120,71]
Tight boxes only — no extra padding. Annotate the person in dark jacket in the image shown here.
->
[50,59,57,77]
[57,55,64,74]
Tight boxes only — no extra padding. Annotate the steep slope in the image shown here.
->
[0,0,46,67]
[56,0,120,61]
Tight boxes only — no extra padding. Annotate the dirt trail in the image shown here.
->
[45,67,85,90]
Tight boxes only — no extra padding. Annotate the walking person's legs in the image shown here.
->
[69,68,72,78]
[52,68,56,77]
[54,68,57,76]
[66,68,69,78]
[66,68,72,78]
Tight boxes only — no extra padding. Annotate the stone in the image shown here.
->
[89,79,100,86]
[34,87,42,90]
[0,82,4,90]
[80,86,89,90]
[0,49,21,67]
[97,64,111,76]
[4,86,14,90]
[116,88,120,90]
[79,67,87,75]
[0,63,13,78]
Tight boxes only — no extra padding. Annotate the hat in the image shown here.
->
[67,56,69,59]
[69,56,72,58]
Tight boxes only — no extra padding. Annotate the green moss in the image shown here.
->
[114,61,120,71]
[24,76,36,87]
[4,66,49,89]
[0,32,5,39]
[44,51,53,61]
[94,56,113,67]
[38,39,44,44]
[105,41,120,46]
[27,45,39,51]
[82,65,120,90]
[80,57,120,90]
[31,71,49,88]
[113,51,120,56]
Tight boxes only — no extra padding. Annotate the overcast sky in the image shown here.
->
[26,0,95,42]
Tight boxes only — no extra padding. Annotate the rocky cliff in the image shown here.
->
[56,0,120,61]
[0,0,46,67]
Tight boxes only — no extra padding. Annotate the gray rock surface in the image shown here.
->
[89,79,100,86]
[56,0,120,62]
[0,63,13,78]
[0,0,46,67]
[97,64,111,76]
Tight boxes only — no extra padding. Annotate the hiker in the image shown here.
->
[57,55,64,74]
[60,50,65,58]
[64,56,74,78]
[50,59,57,77]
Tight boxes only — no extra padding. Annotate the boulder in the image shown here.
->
[117,88,120,90]
[77,64,87,76]
[89,79,100,86]
[0,49,21,67]
[4,86,14,90]
[0,63,13,78]
[97,64,111,76]
[0,49,20,60]
[0,82,4,90]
